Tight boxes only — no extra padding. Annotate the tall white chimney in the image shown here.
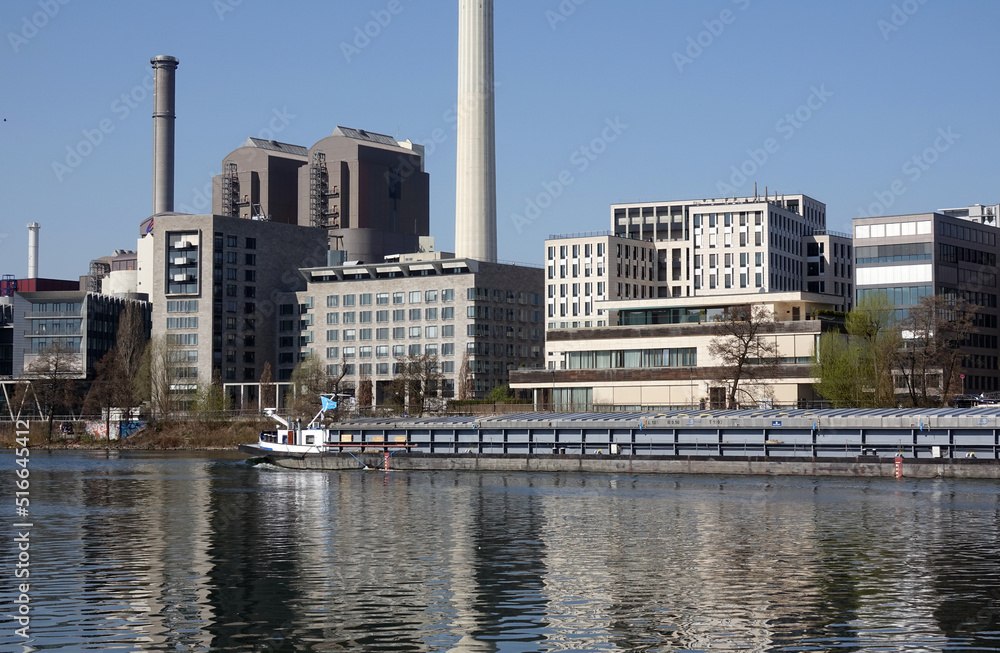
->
[27,222,39,279]
[454,0,497,262]
[151,55,179,215]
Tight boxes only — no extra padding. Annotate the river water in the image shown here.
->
[2,451,1000,652]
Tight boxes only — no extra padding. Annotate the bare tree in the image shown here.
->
[84,351,117,447]
[259,362,275,410]
[898,294,975,406]
[389,353,443,416]
[112,303,148,421]
[458,351,472,401]
[289,354,348,421]
[21,342,82,443]
[707,304,779,409]
[356,375,373,410]
[137,335,175,422]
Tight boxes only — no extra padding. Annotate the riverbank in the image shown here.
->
[0,419,266,450]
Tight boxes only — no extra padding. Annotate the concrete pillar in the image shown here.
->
[151,55,178,215]
[455,0,497,262]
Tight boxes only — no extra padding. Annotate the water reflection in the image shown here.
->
[2,453,1000,651]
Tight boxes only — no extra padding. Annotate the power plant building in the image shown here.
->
[211,127,430,265]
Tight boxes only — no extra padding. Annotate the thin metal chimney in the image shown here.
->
[151,55,179,215]
[27,222,39,279]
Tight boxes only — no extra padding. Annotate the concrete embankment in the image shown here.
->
[255,451,1000,479]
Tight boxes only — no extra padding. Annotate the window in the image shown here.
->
[392,345,405,356]
[442,306,454,319]
[409,326,421,338]
[359,311,372,323]
[360,328,372,340]
[360,346,372,358]
[326,330,338,341]
[376,293,389,305]
[442,342,455,356]
[393,309,405,321]
[326,312,339,325]
[409,291,422,303]
[408,344,422,356]
[343,329,356,341]
[244,253,256,265]
[343,294,356,307]
[376,310,389,322]
[376,345,389,358]
[393,327,405,339]
[393,292,404,304]
[442,324,455,337]
[425,326,438,338]
[343,347,356,359]
[425,308,437,320]
[409,308,422,321]
[376,328,389,340]
[326,347,339,359]
[226,235,237,247]
[245,237,256,249]
[326,295,339,308]
[442,289,454,301]
[425,290,438,302]
[342,312,356,324]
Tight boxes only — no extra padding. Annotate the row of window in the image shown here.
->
[324,289,456,308]
[327,343,458,359]
[548,264,607,280]
[695,273,763,290]
[166,300,199,313]
[213,233,257,249]
[547,242,607,260]
[564,347,697,370]
[326,307,457,324]
[325,363,459,378]
[326,325,456,341]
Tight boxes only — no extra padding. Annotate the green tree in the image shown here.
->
[486,384,513,403]
[814,292,901,407]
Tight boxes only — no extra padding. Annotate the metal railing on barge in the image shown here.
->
[326,408,1000,460]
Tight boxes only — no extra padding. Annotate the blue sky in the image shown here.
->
[1,0,998,280]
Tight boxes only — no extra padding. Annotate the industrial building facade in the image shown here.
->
[141,213,327,395]
[211,127,430,265]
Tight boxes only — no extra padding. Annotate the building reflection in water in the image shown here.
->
[14,455,1000,651]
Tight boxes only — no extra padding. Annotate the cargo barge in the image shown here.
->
[239,406,1000,478]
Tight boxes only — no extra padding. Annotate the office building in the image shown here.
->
[262,258,543,407]
[853,208,1000,394]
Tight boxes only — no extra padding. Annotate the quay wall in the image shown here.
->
[261,451,1000,479]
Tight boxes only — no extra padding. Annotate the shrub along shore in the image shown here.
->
[0,420,267,450]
